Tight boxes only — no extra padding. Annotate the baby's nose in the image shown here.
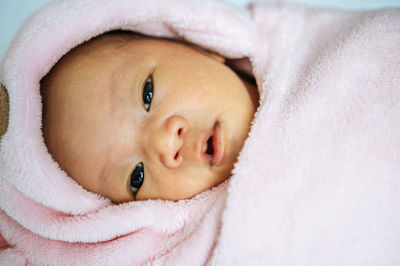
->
[155,115,188,168]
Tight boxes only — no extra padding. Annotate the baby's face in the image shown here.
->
[42,34,258,203]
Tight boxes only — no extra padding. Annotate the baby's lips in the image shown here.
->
[198,121,224,166]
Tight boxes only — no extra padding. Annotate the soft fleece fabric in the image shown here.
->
[1,0,400,264]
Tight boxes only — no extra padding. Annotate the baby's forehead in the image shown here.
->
[60,33,136,67]
[41,33,165,133]
[49,33,181,83]
[42,34,135,92]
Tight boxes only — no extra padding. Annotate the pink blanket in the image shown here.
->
[1,0,399,264]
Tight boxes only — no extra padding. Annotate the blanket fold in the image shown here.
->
[1,0,399,265]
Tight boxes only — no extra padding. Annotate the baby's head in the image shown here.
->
[41,31,258,203]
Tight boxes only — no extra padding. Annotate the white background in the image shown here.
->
[1,0,400,62]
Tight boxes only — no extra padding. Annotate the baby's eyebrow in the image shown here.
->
[107,70,123,113]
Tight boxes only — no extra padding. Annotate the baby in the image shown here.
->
[2,0,400,263]
[40,31,259,203]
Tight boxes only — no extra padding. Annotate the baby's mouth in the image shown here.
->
[202,122,224,166]
[205,136,214,155]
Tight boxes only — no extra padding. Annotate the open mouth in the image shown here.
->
[202,122,224,166]
[205,135,214,156]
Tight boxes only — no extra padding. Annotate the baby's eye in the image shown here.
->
[143,77,153,111]
[130,162,144,196]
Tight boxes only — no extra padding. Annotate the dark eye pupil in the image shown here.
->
[131,162,144,189]
[143,79,153,110]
